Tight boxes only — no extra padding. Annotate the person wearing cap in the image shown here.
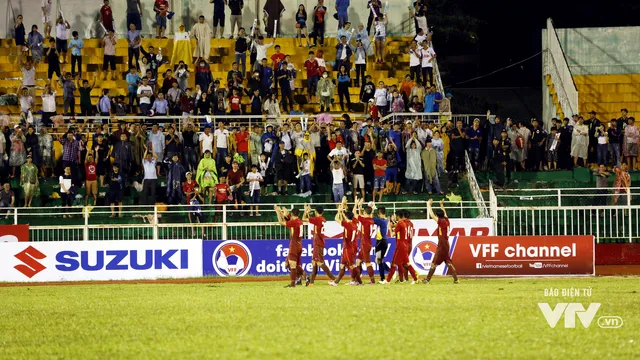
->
[585,110,601,165]
[20,154,38,208]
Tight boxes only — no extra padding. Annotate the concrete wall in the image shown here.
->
[0,0,415,39]
[555,26,640,75]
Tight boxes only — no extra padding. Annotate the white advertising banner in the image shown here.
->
[0,240,202,283]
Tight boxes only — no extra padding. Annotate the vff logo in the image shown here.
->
[539,303,624,328]
[14,246,47,278]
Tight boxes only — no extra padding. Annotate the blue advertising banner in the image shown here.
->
[202,239,397,277]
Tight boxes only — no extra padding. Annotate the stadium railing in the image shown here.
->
[8,200,486,242]
[489,184,637,243]
[465,151,490,218]
[544,18,579,118]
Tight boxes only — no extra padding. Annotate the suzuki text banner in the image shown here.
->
[454,236,595,276]
[0,240,203,282]
[0,225,29,242]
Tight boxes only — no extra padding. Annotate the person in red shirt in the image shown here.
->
[372,151,387,202]
[276,205,308,287]
[183,171,197,204]
[228,89,242,115]
[270,45,286,96]
[214,175,230,204]
[235,125,249,165]
[382,209,418,284]
[330,201,363,286]
[100,0,114,32]
[354,198,376,284]
[227,161,244,213]
[424,199,459,284]
[304,51,319,102]
[304,204,336,285]
[368,99,379,121]
[84,152,98,206]
[154,0,169,38]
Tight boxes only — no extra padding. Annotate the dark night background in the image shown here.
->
[428,0,640,117]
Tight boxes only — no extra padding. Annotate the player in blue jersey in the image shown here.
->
[373,206,391,283]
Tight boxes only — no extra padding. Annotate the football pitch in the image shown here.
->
[0,277,637,359]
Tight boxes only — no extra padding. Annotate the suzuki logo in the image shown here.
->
[14,246,47,278]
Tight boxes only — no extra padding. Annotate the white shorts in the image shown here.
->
[43,16,51,24]
[353,174,365,189]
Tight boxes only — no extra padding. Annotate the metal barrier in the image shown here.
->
[10,200,484,242]
[544,18,579,117]
[379,112,452,124]
[494,187,640,207]
[465,151,490,218]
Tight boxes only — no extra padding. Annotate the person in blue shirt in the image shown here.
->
[337,64,351,111]
[127,23,141,71]
[465,118,483,169]
[373,206,391,283]
[335,0,350,29]
[126,67,141,113]
[336,21,351,41]
[433,88,443,112]
[259,58,273,95]
[424,85,435,112]
[151,92,169,124]
[68,31,84,78]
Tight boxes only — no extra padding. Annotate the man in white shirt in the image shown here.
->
[137,78,153,115]
[214,122,230,165]
[331,160,346,204]
[420,40,436,87]
[42,0,53,38]
[252,36,275,72]
[328,141,349,166]
[199,125,214,155]
[279,123,293,151]
[408,40,422,85]
[374,81,389,116]
[414,28,427,45]
[246,164,264,216]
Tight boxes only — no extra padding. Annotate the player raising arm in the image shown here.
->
[353,198,376,284]
[424,199,459,284]
[382,209,418,284]
[304,204,337,285]
[330,201,363,286]
[275,205,309,287]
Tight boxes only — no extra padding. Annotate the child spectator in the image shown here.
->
[596,125,607,167]
[59,166,74,218]
[299,152,312,195]
[246,164,263,216]
[100,0,114,32]
[108,164,124,217]
[259,153,272,195]
[84,153,98,205]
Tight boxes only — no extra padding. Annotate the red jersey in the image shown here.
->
[183,180,196,203]
[286,218,304,252]
[229,95,241,111]
[341,220,357,252]
[437,217,450,245]
[358,216,375,249]
[372,158,387,177]
[235,131,249,153]
[395,219,414,250]
[85,162,97,181]
[271,53,286,69]
[304,59,319,78]
[227,169,244,186]
[155,0,168,15]
[100,5,113,26]
[309,216,326,247]
[351,218,360,252]
[215,183,230,203]
[369,105,379,121]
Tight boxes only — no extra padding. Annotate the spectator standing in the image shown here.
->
[100,0,114,32]
[111,133,133,185]
[166,154,185,204]
[193,16,212,63]
[330,160,346,203]
[335,35,352,72]
[312,0,327,47]
[547,127,561,170]
[585,111,601,166]
[148,125,164,173]
[38,127,54,177]
[420,40,435,86]
[137,78,153,115]
[0,183,15,218]
[295,5,310,48]
[405,136,423,194]
[353,40,367,87]
[20,155,38,208]
[60,72,76,116]
[571,117,589,167]
[336,0,350,29]
[59,166,74,217]
[608,118,621,167]
[154,0,169,39]
[84,153,98,206]
[367,0,382,35]
[102,30,117,80]
[623,117,639,170]
[351,150,365,200]
[229,0,244,38]
[28,25,45,64]
[466,119,482,169]
[214,122,230,166]
[372,151,386,202]
[127,24,142,71]
[247,164,263,216]
[529,119,546,171]
[199,125,214,155]
[60,132,80,176]
[108,164,124,217]
[317,71,335,112]
[212,0,227,38]
[235,28,248,75]
[594,165,610,210]
[449,120,465,172]
[8,126,26,179]
[126,0,143,32]
[236,125,249,164]
[15,15,26,55]
[227,161,245,213]
[421,139,442,194]
[304,51,319,102]
[277,62,295,112]
[68,31,84,78]
[373,14,388,63]
[126,67,141,113]
[45,38,61,81]
[408,41,422,84]
[55,16,70,64]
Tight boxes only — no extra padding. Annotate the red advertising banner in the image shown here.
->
[453,236,595,276]
[0,225,30,242]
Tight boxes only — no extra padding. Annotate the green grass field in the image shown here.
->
[0,277,637,359]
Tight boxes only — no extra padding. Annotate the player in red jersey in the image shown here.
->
[382,209,418,284]
[330,201,363,286]
[275,205,309,287]
[304,204,336,285]
[424,199,459,284]
[354,198,376,284]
